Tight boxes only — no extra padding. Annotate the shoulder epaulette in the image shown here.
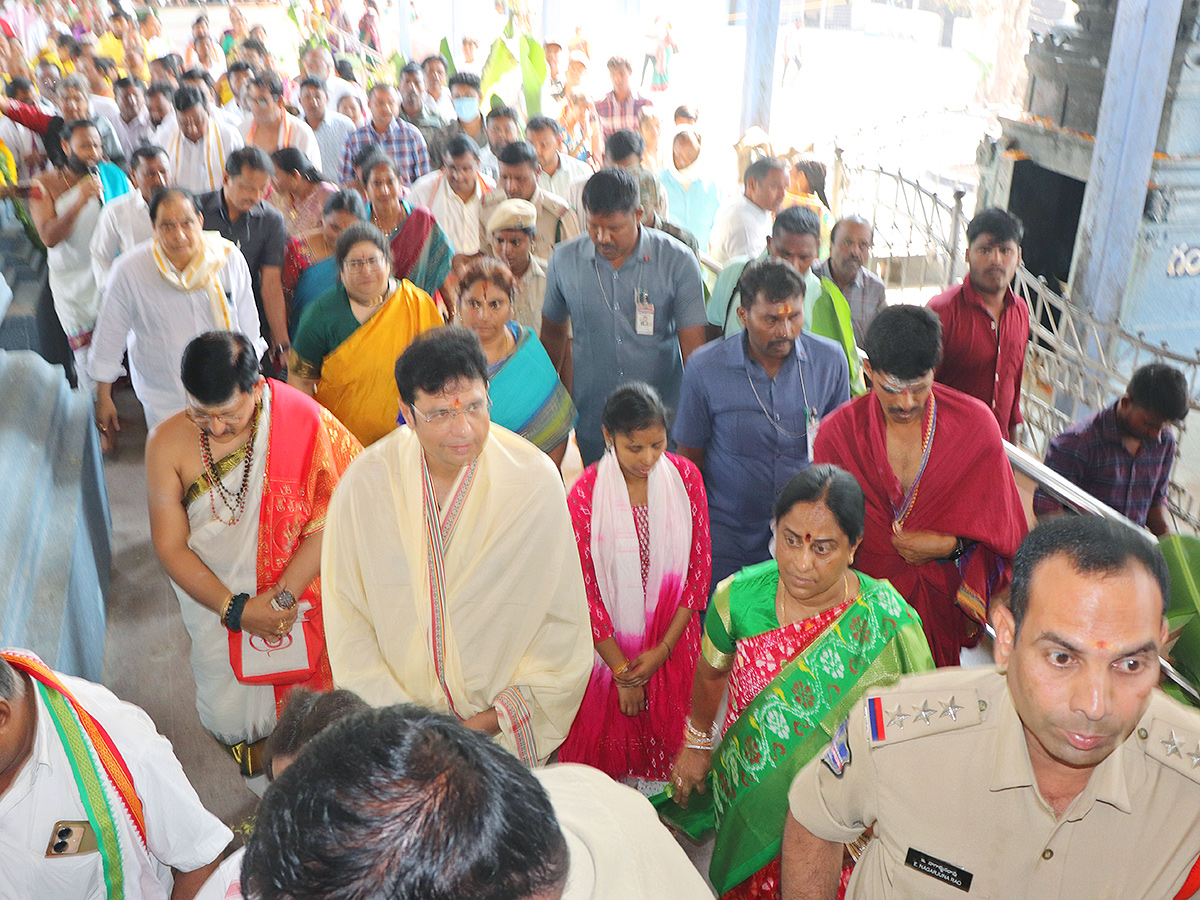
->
[863,688,984,747]
[1145,717,1200,784]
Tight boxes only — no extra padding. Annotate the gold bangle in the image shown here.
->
[219,593,234,626]
[612,660,630,677]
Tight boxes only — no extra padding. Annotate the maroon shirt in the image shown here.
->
[928,279,1029,439]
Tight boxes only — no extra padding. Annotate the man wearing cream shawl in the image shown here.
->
[322,326,593,765]
[145,332,359,782]
[91,187,264,452]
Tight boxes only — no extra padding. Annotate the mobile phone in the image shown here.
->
[45,820,98,857]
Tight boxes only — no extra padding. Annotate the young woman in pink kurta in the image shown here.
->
[558,383,711,784]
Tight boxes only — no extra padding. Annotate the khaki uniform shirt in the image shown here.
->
[481,186,579,264]
[788,666,1200,900]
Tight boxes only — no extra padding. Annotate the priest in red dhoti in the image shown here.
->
[814,305,1027,666]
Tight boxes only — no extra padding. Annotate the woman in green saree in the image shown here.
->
[664,464,934,899]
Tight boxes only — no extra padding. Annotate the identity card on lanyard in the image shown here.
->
[798,354,820,460]
[635,289,654,335]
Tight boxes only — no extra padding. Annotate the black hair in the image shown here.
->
[395,326,489,408]
[225,145,274,178]
[146,80,175,99]
[263,688,369,782]
[673,104,697,122]
[525,115,560,136]
[113,75,144,93]
[967,207,1024,247]
[773,205,820,241]
[444,134,479,161]
[149,186,201,224]
[249,71,285,100]
[353,143,390,174]
[363,156,401,185]
[271,147,321,182]
[181,67,217,92]
[298,75,326,94]
[150,55,181,79]
[793,158,828,208]
[738,258,806,310]
[228,61,255,76]
[241,705,569,900]
[367,81,398,99]
[447,71,481,93]
[110,10,131,22]
[94,57,119,79]
[497,140,536,168]
[486,104,520,126]
[61,118,99,142]
[863,305,943,379]
[4,77,32,98]
[240,37,268,58]
[1009,516,1169,635]
[335,59,357,82]
[130,144,168,171]
[421,54,448,70]
[180,331,260,404]
[399,61,423,79]
[773,464,866,545]
[1127,363,1190,422]
[745,156,787,186]
[601,382,667,436]
[172,84,206,112]
[604,128,644,163]
[323,188,369,221]
[582,167,640,215]
[334,221,389,269]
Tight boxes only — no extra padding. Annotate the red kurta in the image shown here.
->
[558,452,712,780]
[813,386,1028,666]
[928,279,1030,440]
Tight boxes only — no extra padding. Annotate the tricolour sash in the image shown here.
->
[2,650,147,900]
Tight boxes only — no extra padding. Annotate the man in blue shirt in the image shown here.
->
[674,259,851,588]
[541,168,707,465]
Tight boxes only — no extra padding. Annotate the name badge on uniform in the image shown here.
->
[635,291,654,335]
[904,848,973,892]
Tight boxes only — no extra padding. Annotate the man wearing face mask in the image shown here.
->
[29,118,132,392]
[658,126,721,250]
[443,71,488,158]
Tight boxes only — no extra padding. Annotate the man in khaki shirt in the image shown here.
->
[783,516,1200,900]
[480,140,579,264]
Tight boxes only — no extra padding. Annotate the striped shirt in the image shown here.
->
[338,117,430,185]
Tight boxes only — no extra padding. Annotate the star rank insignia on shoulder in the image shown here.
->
[864,690,983,747]
[1145,718,1200,784]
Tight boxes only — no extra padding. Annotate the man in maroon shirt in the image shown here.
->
[928,207,1029,442]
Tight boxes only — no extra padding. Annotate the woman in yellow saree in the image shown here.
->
[288,221,442,445]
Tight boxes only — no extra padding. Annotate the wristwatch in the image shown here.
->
[273,588,297,610]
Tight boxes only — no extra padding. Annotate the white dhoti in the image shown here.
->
[47,181,103,393]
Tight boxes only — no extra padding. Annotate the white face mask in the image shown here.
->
[453,95,480,123]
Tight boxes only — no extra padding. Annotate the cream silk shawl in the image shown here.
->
[322,424,592,764]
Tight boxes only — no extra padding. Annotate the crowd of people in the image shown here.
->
[2,4,1199,900]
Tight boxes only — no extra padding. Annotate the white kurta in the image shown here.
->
[88,241,264,427]
[709,193,774,264]
[407,170,489,255]
[47,180,103,343]
[154,119,246,194]
[322,424,592,763]
[0,660,232,900]
[90,191,154,290]
[169,386,277,745]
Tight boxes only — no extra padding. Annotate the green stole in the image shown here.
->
[814,277,867,396]
[655,571,933,895]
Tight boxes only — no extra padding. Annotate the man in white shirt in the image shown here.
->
[239,72,320,171]
[421,54,455,122]
[90,145,171,289]
[407,134,493,257]
[297,76,355,185]
[0,649,232,900]
[111,76,154,161]
[526,115,592,209]
[299,46,366,117]
[154,85,244,194]
[181,68,242,130]
[90,187,264,449]
[708,156,788,264]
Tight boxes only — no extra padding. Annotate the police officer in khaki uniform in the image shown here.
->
[782,516,1200,900]
[480,140,579,264]
[486,198,547,333]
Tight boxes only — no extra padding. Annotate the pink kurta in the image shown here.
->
[558,453,711,780]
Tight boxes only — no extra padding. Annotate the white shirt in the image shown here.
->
[424,90,456,122]
[407,169,493,255]
[153,117,245,194]
[110,105,154,161]
[0,666,232,900]
[709,193,773,264]
[309,112,356,184]
[323,75,367,117]
[90,190,154,290]
[0,117,44,182]
[88,93,121,124]
[88,241,265,426]
[239,114,322,172]
[537,152,593,217]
